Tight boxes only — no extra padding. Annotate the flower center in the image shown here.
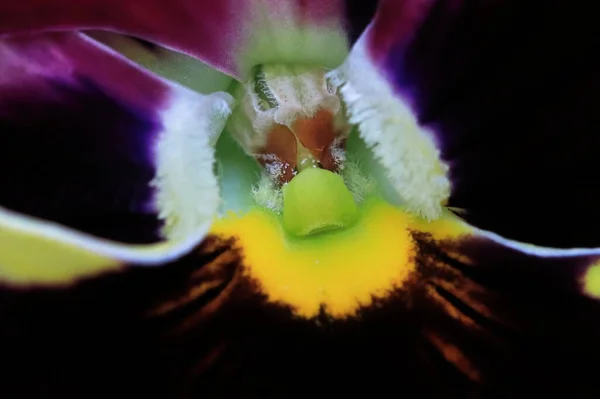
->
[208,63,456,319]
[229,64,350,181]
[227,64,360,236]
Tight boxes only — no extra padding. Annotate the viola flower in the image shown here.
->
[2,0,600,397]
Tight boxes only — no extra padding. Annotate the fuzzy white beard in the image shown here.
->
[327,35,450,221]
[152,90,235,240]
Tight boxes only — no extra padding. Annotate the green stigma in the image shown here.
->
[282,168,358,237]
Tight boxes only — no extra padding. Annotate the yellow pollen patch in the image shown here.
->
[211,198,417,319]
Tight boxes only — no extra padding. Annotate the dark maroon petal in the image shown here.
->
[0,0,353,79]
[7,230,593,399]
[364,0,600,247]
[4,230,600,398]
[0,236,239,398]
[411,230,600,396]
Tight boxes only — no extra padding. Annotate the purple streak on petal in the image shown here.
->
[1,33,169,112]
[0,0,240,76]
[0,33,185,244]
[365,0,600,247]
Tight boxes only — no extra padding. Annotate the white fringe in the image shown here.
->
[327,36,450,220]
[152,90,234,240]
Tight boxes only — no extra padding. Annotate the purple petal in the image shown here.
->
[363,0,600,247]
[0,0,238,75]
[0,0,362,79]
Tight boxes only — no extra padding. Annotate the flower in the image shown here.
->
[1,0,600,398]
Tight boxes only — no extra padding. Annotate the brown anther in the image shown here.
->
[292,109,337,162]
[256,123,298,184]
[255,109,346,184]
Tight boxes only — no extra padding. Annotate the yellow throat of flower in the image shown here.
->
[212,197,415,319]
